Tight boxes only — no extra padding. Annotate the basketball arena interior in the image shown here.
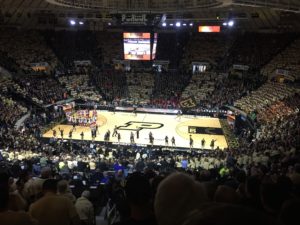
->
[0,0,300,225]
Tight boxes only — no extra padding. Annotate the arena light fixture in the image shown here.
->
[183,23,187,26]
[223,22,228,26]
[175,22,181,27]
[189,23,193,26]
[69,20,76,25]
[162,22,167,27]
[228,20,234,27]
[79,21,84,25]
[169,23,174,26]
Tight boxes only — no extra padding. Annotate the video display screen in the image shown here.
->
[152,33,158,60]
[198,26,221,33]
[123,33,151,60]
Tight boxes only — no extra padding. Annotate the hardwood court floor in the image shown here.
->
[43,111,228,150]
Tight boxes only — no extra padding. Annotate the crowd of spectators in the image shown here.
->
[44,30,100,70]
[234,81,296,114]
[182,72,265,109]
[0,95,27,127]
[257,93,300,124]
[126,72,154,104]
[92,69,128,102]
[15,76,67,105]
[96,32,123,67]
[0,106,299,225]
[150,70,190,108]
[225,33,294,70]
[58,74,102,102]
[156,33,188,68]
[182,33,234,68]
[0,28,300,225]
[0,29,58,72]
[262,37,300,80]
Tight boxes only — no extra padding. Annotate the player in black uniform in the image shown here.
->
[171,136,175,146]
[165,136,169,146]
[112,126,118,137]
[130,132,135,144]
[52,129,57,138]
[69,130,73,139]
[201,138,205,149]
[210,139,217,150]
[189,135,194,149]
[117,132,121,143]
[133,105,137,116]
[58,127,64,139]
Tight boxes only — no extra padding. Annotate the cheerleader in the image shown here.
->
[83,118,88,126]
[85,109,89,118]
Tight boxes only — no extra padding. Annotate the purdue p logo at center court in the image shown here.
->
[117,121,164,131]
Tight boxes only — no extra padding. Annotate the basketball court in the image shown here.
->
[43,111,228,150]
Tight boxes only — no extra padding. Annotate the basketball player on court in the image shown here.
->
[165,136,169,146]
[150,135,154,146]
[96,124,99,134]
[112,125,118,137]
[117,132,121,143]
[189,135,194,149]
[171,136,176,146]
[52,129,57,138]
[201,138,206,150]
[210,139,217,150]
[69,129,73,139]
[72,121,76,132]
[130,132,135,144]
[80,131,84,140]
[149,132,153,143]
[133,105,137,116]
[176,109,182,119]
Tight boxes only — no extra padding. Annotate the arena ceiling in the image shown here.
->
[0,0,300,31]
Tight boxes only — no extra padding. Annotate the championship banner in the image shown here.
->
[179,96,197,109]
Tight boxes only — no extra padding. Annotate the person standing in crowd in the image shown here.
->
[75,191,94,225]
[0,172,36,225]
[136,128,140,139]
[57,180,76,204]
[29,179,80,225]
[115,173,156,225]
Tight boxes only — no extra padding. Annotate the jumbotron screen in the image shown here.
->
[198,26,221,33]
[123,32,151,60]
